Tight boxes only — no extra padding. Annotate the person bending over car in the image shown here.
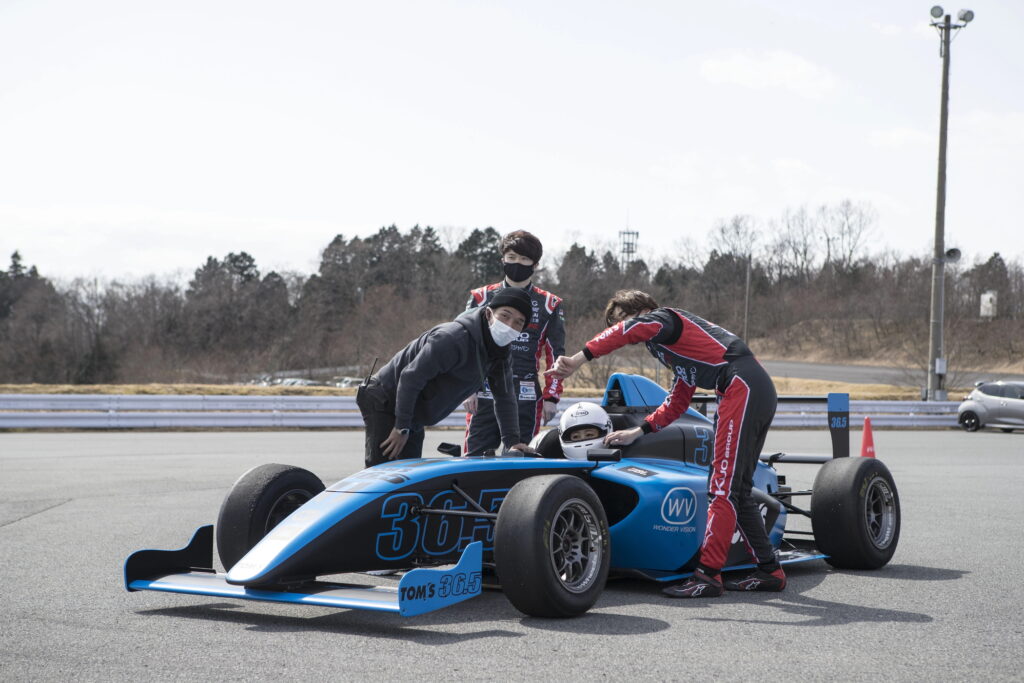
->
[463,230,567,456]
[357,287,535,468]
[546,289,785,598]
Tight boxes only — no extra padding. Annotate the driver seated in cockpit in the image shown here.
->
[557,402,613,460]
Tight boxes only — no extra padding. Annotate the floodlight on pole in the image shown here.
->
[926,7,974,401]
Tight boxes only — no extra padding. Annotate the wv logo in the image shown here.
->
[660,487,698,525]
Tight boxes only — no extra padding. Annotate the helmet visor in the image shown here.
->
[561,424,607,443]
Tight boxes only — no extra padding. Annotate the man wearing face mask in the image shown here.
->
[463,230,566,457]
[356,287,536,468]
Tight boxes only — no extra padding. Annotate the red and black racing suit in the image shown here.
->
[583,307,778,573]
[464,282,566,456]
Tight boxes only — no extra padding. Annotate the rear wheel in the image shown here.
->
[811,457,900,570]
[216,464,325,571]
[494,475,610,617]
[959,411,981,432]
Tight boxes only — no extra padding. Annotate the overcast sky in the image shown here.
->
[1,0,1021,283]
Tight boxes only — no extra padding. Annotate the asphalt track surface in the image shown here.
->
[2,428,1023,681]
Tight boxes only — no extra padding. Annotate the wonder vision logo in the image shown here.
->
[660,487,698,525]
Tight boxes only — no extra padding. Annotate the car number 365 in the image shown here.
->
[375,489,508,560]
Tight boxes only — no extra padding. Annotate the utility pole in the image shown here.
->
[743,253,751,340]
[926,6,973,401]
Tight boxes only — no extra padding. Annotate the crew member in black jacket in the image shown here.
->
[356,288,535,467]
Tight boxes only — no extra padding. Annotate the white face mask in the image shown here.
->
[489,318,520,347]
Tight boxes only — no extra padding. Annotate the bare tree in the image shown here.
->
[769,206,819,283]
[817,200,876,273]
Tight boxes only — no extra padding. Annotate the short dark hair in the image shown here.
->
[604,290,659,327]
[500,230,543,263]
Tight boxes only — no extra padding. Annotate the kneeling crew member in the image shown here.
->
[357,288,535,468]
[546,289,785,598]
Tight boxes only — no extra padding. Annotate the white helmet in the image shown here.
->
[558,402,613,460]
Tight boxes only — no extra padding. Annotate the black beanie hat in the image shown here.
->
[488,287,532,321]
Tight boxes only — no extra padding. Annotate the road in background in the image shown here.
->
[1,430,1022,680]
[761,359,1024,387]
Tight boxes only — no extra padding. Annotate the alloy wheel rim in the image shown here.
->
[864,477,897,549]
[548,498,603,593]
[265,488,314,534]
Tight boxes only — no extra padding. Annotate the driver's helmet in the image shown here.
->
[558,401,613,460]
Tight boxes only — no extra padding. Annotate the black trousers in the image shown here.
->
[356,379,425,468]
[463,392,543,456]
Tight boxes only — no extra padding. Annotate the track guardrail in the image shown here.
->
[0,394,960,429]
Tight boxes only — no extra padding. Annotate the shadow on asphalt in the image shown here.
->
[138,589,672,639]
[585,560,963,627]
[135,561,961,636]
[138,594,526,644]
[517,612,671,635]
[851,563,968,581]
[691,592,934,628]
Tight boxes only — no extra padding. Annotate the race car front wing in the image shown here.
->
[124,525,483,617]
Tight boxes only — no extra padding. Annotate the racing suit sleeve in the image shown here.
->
[465,286,487,311]
[582,309,679,360]
[642,377,696,432]
[393,332,462,431]
[541,300,567,402]
[487,357,522,448]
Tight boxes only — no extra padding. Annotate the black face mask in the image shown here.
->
[503,261,535,282]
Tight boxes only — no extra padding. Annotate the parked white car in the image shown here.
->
[958,381,1024,433]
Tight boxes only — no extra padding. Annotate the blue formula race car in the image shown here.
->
[125,373,901,618]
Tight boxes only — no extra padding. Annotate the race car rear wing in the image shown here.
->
[826,392,850,458]
[759,392,850,464]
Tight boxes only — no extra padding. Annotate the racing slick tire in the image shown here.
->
[811,457,900,570]
[494,475,610,617]
[215,463,325,571]
[959,411,981,432]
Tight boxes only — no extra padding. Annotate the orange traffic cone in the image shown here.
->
[861,416,875,458]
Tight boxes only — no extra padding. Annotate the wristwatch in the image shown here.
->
[397,428,410,436]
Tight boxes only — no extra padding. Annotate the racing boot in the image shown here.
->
[662,568,724,599]
[723,561,786,592]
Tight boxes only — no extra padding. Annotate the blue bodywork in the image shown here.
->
[602,372,709,424]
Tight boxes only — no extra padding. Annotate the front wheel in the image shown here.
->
[959,411,981,432]
[811,457,900,570]
[494,475,610,617]
[215,464,325,571]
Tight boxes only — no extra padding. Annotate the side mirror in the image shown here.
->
[587,448,622,462]
[437,442,462,457]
